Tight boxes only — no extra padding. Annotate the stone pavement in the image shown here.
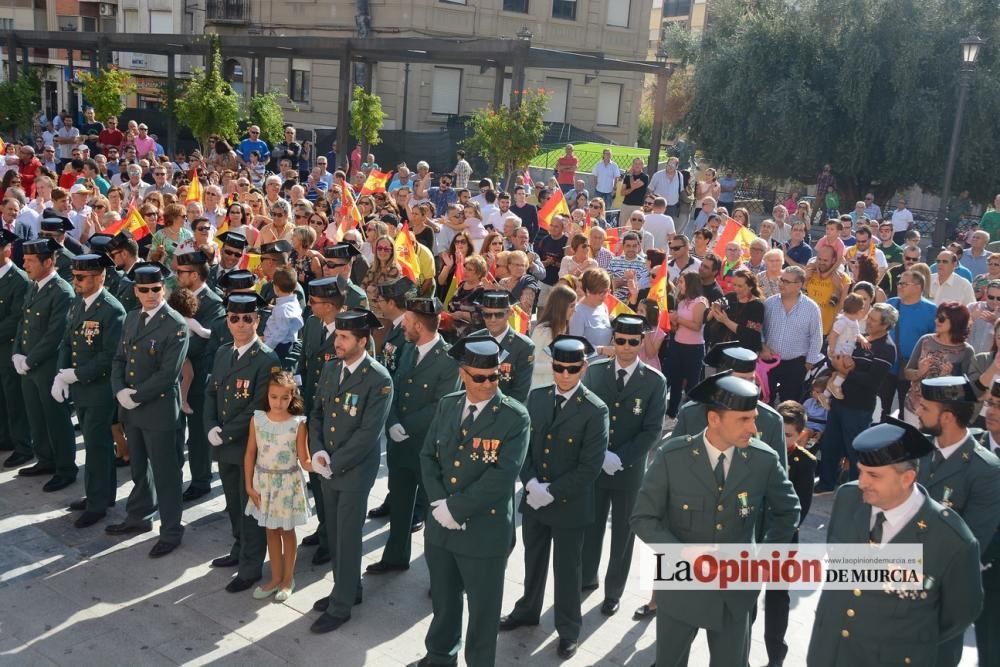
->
[0,435,981,666]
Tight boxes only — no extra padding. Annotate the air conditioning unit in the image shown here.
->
[99,4,116,17]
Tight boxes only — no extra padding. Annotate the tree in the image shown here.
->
[174,40,240,152]
[245,91,287,146]
[681,0,1000,204]
[75,68,136,121]
[0,70,42,140]
[350,86,386,159]
[463,90,549,186]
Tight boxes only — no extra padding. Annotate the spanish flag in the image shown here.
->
[360,169,392,196]
[714,218,758,261]
[604,292,635,319]
[537,188,570,232]
[186,171,203,204]
[394,223,419,282]
[647,260,672,332]
[605,226,621,254]
[442,254,465,307]
[509,304,529,335]
[214,219,229,247]
[103,205,151,242]
[337,177,363,240]
[241,252,261,273]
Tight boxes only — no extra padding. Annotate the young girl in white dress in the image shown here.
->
[244,371,311,601]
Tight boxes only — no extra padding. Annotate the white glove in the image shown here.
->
[388,424,409,442]
[207,426,224,447]
[293,374,302,387]
[50,376,70,403]
[525,478,556,510]
[430,499,464,530]
[116,388,140,410]
[602,450,624,476]
[57,368,78,385]
[311,450,333,479]
[11,354,28,375]
[184,317,211,339]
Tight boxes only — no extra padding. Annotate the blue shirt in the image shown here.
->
[762,293,824,364]
[428,186,458,216]
[718,176,738,204]
[264,294,304,345]
[929,262,974,282]
[886,297,938,373]
[569,301,612,348]
[237,138,271,162]
[959,251,988,280]
[785,240,813,265]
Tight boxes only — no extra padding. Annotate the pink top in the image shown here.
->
[815,235,846,261]
[673,297,708,345]
[639,328,666,370]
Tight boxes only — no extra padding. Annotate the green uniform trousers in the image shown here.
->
[0,362,30,457]
[309,472,331,559]
[654,593,750,667]
[21,369,77,476]
[185,381,212,490]
[319,482,367,619]
[123,425,184,545]
[510,512,586,641]
[581,483,639,600]
[977,579,999,667]
[381,464,428,565]
[218,459,266,580]
[424,542,507,666]
[77,402,116,513]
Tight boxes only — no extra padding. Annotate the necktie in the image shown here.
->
[231,348,239,365]
[341,367,352,385]
[869,511,887,545]
[140,311,150,328]
[930,449,944,474]
[616,369,627,392]
[460,404,478,435]
[714,452,726,490]
[553,394,566,421]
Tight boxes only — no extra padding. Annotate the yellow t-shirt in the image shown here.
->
[805,271,851,335]
[414,242,436,293]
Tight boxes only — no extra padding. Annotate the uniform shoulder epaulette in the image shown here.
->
[500,395,530,417]
[757,401,781,417]
[579,384,607,409]
[972,443,1000,465]
[931,497,978,543]
[441,389,467,402]
[636,363,666,382]
[791,445,817,461]
[746,438,780,458]
[660,433,697,454]
[588,357,612,371]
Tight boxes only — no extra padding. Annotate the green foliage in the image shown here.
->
[350,86,386,148]
[637,105,654,149]
[75,68,135,121]
[174,40,240,152]
[681,0,1000,202]
[245,92,287,145]
[464,90,550,183]
[0,70,42,139]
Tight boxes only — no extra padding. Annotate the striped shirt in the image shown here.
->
[763,293,824,364]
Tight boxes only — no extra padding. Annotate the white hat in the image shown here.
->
[69,183,92,195]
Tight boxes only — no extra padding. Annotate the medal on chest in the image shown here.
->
[343,392,359,416]
[236,378,251,399]
[82,320,101,345]
[941,485,954,507]
[737,491,752,519]
[148,339,157,355]
[383,343,397,371]
[499,363,513,383]
[632,398,642,415]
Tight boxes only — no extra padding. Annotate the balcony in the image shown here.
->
[206,0,250,24]
[661,0,691,17]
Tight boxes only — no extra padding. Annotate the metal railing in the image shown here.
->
[206,0,250,23]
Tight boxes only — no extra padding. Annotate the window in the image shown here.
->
[597,83,622,126]
[552,0,576,19]
[661,0,692,16]
[81,17,97,32]
[57,15,79,31]
[150,11,172,33]
[0,18,14,31]
[432,67,462,115]
[543,78,570,123]
[503,0,529,13]
[440,0,468,5]
[606,0,630,27]
[290,59,311,103]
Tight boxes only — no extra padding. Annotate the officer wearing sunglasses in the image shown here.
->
[501,335,610,660]
[580,315,666,617]
[470,290,535,403]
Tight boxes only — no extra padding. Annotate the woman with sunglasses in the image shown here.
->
[972,252,1000,300]
[290,225,323,288]
[587,198,608,229]
[258,200,295,245]
[967,317,1000,424]
[359,219,388,263]
[499,250,540,315]
[362,234,403,311]
[223,201,258,246]
[559,233,598,280]
[436,231,473,300]
[445,254,488,340]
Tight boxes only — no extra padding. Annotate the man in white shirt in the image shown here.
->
[863,193,882,221]
[647,157,684,219]
[642,197,676,249]
[591,149,622,209]
[55,115,81,164]
[930,250,976,305]
[890,197,914,245]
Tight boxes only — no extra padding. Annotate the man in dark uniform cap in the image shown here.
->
[914,375,1000,667]
[500,335,609,660]
[308,308,393,633]
[105,229,142,312]
[54,253,125,527]
[581,315,667,616]
[296,276,347,564]
[631,372,800,667]
[204,293,280,591]
[0,229,32,469]
[107,263,190,558]
[175,249,226,502]
[207,270,263,359]
[368,296,460,575]
[807,417,984,667]
[321,242,368,309]
[258,239,306,310]
[38,214,77,282]
[210,231,248,290]
[976,382,1000,667]
[470,290,535,404]
[409,335,530,667]
[85,233,130,306]
[11,238,78,488]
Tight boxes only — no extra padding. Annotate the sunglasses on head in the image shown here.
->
[552,363,584,375]
[228,314,255,324]
[614,337,641,347]
[466,371,500,383]
[136,285,162,294]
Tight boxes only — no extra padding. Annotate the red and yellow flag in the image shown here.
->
[604,292,635,319]
[241,252,261,273]
[186,171,203,204]
[605,227,621,254]
[714,218,758,260]
[337,177,364,240]
[537,188,570,232]
[213,219,229,247]
[103,205,151,242]
[394,223,419,282]
[647,260,672,332]
[359,169,392,196]
[509,304,529,335]
[443,253,465,307]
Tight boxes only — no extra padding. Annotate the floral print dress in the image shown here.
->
[245,411,309,530]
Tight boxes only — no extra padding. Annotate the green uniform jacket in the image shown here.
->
[297,316,337,412]
[0,263,30,357]
[420,389,530,557]
[471,326,535,404]
[674,398,788,468]
[977,432,1000,586]
[187,286,225,373]
[13,273,74,374]
[54,246,75,283]
[57,288,125,406]
[204,339,281,465]
[583,358,667,490]
[807,483,983,667]
[112,269,140,312]
[521,384,609,528]
[308,354,393,491]
[379,321,406,376]
[111,304,190,430]
[631,430,801,630]
[387,337,460,472]
[207,309,267,361]
[917,431,1000,558]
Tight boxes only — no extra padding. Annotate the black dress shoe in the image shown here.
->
[225,575,261,593]
[600,598,620,616]
[767,661,784,667]
[106,520,153,536]
[211,554,240,568]
[498,615,538,632]
[3,452,34,468]
[365,561,409,575]
[68,498,114,511]
[0,441,14,451]
[557,638,578,660]
[314,588,361,612]
[410,521,424,533]
[74,511,106,529]
[301,531,320,547]
[312,550,331,566]
[17,463,54,477]
[115,456,130,468]
[310,613,350,634]
[367,502,390,519]
[407,658,457,667]
[43,475,76,492]
[149,541,178,558]
[633,604,656,620]
[182,485,210,502]
[581,582,599,592]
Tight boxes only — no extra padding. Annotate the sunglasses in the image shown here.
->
[669,245,685,251]
[271,212,286,217]
[325,261,347,269]
[94,204,106,210]
[904,257,919,262]
[376,245,393,252]
[195,226,211,232]
[589,205,601,209]
[481,311,508,319]
[228,314,256,324]
[467,371,500,383]
[71,273,96,282]
[223,248,243,258]
[136,285,163,293]
[779,277,799,285]
[614,337,641,347]
[987,295,1000,302]
[552,363,584,375]
[936,315,948,323]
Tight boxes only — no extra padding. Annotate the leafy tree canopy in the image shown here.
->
[0,70,42,139]
[463,90,549,185]
[76,67,135,122]
[174,40,240,152]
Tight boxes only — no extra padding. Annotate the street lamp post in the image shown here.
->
[934,35,985,252]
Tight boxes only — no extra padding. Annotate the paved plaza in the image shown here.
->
[0,435,981,666]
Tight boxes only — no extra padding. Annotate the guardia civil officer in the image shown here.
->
[976,382,1000,667]
[0,229,32,469]
[471,290,535,404]
[105,229,141,312]
[321,242,368,308]
[258,239,306,309]
[37,214,76,282]
[210,231,249,290]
